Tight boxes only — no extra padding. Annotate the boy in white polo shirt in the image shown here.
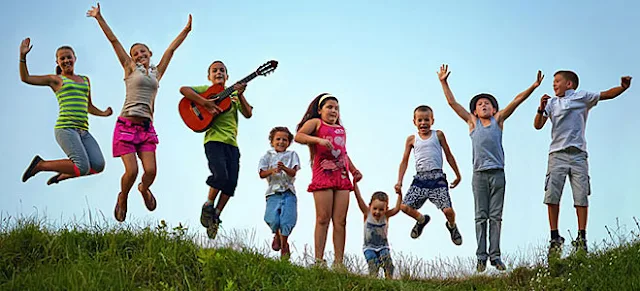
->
[534,70,631,254]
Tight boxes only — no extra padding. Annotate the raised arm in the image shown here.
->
[438,64,474,125]
[600,76,632,100]
[533,94,551,130]
[352,182,369,216]
[437,130,461,189]
[156,14,192,81]
[18,38,60,89]
[85,77,113,117]
[87,3,132,72]
[395,135,413,194]
[386,192,403,217]
[495,70,544,125]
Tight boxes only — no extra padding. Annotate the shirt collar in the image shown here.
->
[559,89,576,97]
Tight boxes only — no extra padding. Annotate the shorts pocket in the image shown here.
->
[116,128,136,143]
[544,173,550,192]
[146,132,159,144]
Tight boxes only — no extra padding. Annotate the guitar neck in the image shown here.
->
[217,72,258,100]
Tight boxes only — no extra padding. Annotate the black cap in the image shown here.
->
[469,93,499,113]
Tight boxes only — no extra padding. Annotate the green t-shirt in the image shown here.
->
[191,85,240,147]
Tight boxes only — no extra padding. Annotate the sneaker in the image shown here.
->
[477,259,487,272]
[572,237,588,253]
[445,222,462,245]
[200,202,216,228]
[313,258,327,268]
[490,258,507,271]
[410,214,431,239]
[206,217,221,239]
[548,236,565,257]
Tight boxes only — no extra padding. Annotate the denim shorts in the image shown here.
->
[264,190,297,236]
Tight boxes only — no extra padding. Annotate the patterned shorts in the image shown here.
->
[402,169,452,210]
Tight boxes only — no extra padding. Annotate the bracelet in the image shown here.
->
[537,109,545,115]
[20,59,26,63]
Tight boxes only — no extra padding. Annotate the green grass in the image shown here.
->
[0,215,639,290]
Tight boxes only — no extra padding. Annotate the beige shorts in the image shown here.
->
[544,147,590,207]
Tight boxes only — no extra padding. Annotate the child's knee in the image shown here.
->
[144,166,157,178]
[91,160,106,174]
[400,204,412,213]
[74,160,91,176]
[123,167,139,179]
[316,215,331,226]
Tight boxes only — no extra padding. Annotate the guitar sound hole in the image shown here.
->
[190,102,204,120]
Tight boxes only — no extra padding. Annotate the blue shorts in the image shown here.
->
[264,190,298,236]
[364,248,394,277]
[403,169,452,210]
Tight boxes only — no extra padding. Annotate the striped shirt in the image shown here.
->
[54,75,90,130]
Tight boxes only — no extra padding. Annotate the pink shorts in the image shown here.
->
[112,116,159,157]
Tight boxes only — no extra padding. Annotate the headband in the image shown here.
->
[318,94,336,106]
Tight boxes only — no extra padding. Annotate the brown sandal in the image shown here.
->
[114,192,127,222]
[138,183,157,211]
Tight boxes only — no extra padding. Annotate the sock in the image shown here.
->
[417,214,425,224]
[578,229,586,240]
[215,208,221,216]
[447,221,456,228]
[551,229,559,239]
[206,199,214,205]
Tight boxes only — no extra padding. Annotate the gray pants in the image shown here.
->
[472,169,505,261]
[55,128,105,176]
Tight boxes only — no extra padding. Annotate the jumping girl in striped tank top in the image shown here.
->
[87,3,192,222]
[20,38,112,186]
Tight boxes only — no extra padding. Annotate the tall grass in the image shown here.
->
[1,212,639,290]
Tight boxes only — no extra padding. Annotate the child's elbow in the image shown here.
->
[179,86,192,95]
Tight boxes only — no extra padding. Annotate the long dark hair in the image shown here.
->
[55,46,75,75]
[296,93,341,164]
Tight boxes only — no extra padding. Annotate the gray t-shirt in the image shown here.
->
[543,89,600,154]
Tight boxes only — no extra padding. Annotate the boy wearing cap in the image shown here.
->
[437,64,544,272]
[534,71,632,255]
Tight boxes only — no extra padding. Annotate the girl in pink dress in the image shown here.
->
[295,93,362,268]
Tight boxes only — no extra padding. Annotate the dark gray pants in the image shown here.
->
[472,169,505,261]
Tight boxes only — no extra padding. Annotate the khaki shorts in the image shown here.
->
[544,147,590,207]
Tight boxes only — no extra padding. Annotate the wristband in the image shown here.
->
[537,109,545,115]
[20,59,26,63]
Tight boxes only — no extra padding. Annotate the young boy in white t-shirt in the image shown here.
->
[258,126,301,259]
[534,70,632,254]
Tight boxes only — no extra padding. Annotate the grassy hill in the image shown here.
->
[1,216,639,290]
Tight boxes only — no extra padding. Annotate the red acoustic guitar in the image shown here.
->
[179,60,278,132]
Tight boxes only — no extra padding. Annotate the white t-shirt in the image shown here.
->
[543,89,600,154]
[258,149,301,196]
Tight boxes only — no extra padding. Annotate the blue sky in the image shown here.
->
[1,0,638,269]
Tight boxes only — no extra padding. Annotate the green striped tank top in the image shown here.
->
[54,75,90,130]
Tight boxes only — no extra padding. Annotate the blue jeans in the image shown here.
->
[364,248,394,278]
[264,190,297,236]
[55,128,105,176]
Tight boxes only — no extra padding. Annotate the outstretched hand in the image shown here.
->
[621,76,632,89]
[438,64,451,82]
[20,38,32,57]
[533,70,544,87]
[86,3,101,18]
[184,14,192,32]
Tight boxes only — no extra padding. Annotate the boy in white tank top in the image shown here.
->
[395,105,463,246]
